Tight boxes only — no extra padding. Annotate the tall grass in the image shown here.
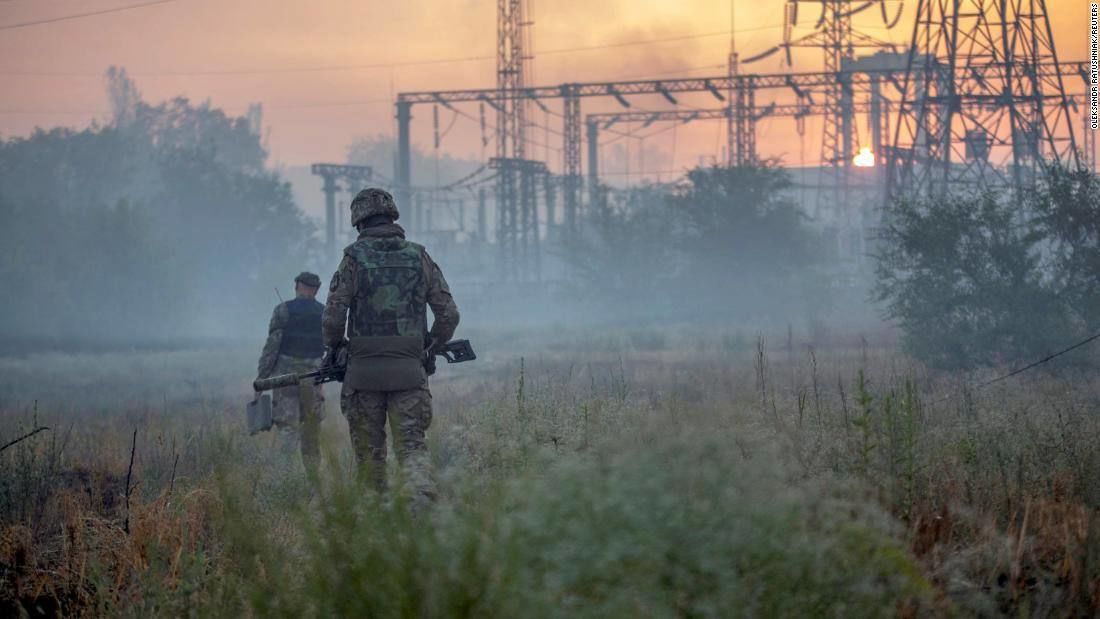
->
[0,330,1097,616]
[218,437,927,618]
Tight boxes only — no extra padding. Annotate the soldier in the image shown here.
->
[256,272,326,468]
[322,188,459,508]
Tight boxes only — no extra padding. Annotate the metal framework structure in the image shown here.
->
[584,90,1091,184]
[310,163,373,254]
[397,68,909,212]
[726,4,755,167]
[779,1,900,218]
[583,102,872,199]
[887,0,1080,199]
[396,61,1082,190]
[392,45,1086,273]
[563,87,582,232]
[489,157,547,280]
[495,0,534,279]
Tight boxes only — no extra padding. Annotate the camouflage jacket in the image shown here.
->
[257,302,290,379]
[323,223,460,348]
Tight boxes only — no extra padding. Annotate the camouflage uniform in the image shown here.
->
[257,273,326,465]
[323,189,459,506]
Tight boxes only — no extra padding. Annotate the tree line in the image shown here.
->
[0,68,316,349]
[564,160,1100,370]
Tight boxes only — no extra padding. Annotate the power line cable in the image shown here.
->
[934,330,1100,404]
[0,0,179,31]
[451,105,561,153]
[0,26,782,77]
[432,164,489,191]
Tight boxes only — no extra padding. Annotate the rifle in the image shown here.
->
[252,339,477,392]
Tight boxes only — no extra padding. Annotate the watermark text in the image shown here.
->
[1092,3,1099,129]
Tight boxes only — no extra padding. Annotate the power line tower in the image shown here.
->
[727,2,755,167]
[783,1,898,208]
[887,0,1080,200]
[496,0,535,281]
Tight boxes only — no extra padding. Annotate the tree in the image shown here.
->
[560,163,827,324]
[1030,165,1100,332]
[559,184,681,317]
[669,163,824,320]
[873,189,1073,369]
[106,66,141,128]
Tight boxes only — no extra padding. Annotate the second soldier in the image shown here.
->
[256,271,326,469]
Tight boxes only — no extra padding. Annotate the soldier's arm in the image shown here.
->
[257,303,288,379]
[322,255,356,347]
[423,249,460,344]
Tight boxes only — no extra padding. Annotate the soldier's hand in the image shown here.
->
[423,338,439,376]
[426,337,442,356]
[323,340,349,370]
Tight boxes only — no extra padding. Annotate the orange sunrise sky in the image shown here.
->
[0,0,1093,175]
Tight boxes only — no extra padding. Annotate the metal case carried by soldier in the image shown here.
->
[246,394,273,435]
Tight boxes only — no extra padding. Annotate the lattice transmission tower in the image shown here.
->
[887,0,1080,200]
[726,2,755,167]
[496,0,535,280]
[782,1,900,217]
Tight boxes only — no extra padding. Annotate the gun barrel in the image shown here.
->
[253,372,304,392]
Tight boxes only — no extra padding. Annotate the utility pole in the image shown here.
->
[727,1,738,166]
[562,85,582,237]
[396,102,412,233]
[726,2,756,167]
[586,118,599,207]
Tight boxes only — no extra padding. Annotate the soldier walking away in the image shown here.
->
[256,272,326,471]
[323,188,460,510]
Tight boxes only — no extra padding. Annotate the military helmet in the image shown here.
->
[294,271,321,288]
[350,187,399,226]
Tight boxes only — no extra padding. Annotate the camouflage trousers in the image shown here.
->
[271,355,325,469]
[341,384,435,507]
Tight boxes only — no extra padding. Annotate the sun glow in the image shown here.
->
[853,147,876,167]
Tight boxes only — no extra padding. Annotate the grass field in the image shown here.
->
[1,326,1098,616]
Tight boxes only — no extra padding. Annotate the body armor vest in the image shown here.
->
[346,237,428,341]
[279,297,325,359]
